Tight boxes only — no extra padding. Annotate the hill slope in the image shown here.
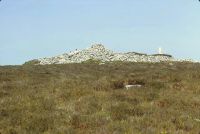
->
[0,62,200,133]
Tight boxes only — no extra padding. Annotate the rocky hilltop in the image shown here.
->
[26,44,180,65]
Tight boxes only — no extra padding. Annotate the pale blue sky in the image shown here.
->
[0,0,200,65]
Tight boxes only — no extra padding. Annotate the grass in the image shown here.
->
[0,62,200,134]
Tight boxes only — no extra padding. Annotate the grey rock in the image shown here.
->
[30,44,197,65]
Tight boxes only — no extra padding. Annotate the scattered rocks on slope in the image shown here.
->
[27,44,196,65]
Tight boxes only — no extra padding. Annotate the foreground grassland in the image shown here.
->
[0,62,200,134]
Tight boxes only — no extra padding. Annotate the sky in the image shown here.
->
[0,0,200,65]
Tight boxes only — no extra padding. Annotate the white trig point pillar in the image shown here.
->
[158,47,163,54]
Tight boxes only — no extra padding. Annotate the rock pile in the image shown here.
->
[28,44,195,65]
[36,44,175,65]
